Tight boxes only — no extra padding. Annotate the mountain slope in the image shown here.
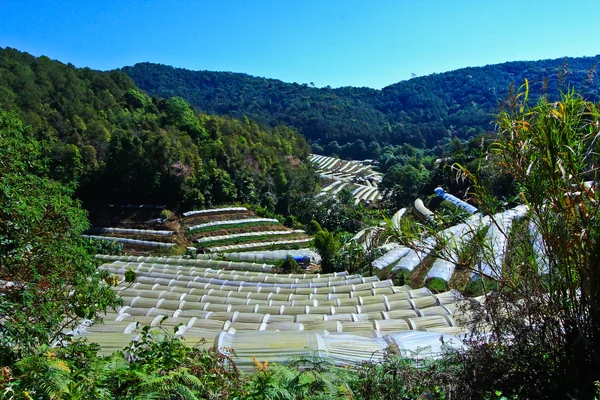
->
[0,47,316,211]
[123,55,600,156]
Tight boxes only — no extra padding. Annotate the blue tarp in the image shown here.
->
[434,187,478,214]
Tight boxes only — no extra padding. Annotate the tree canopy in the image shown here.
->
[123,55,600,158]
[0,47,318,210]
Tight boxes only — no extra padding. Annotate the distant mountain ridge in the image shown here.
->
[122,55,600,157]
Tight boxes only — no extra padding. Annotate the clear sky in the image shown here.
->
[1,0,599,89]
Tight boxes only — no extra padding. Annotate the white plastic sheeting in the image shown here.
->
[196,230,305,244]
[330,182,349,196]
[95,254,275,272]
[391,208,407,230]
[528,218,550,274]
[88,227,174,236]
[434,187,478,214]
[414,199,434,220]
[392,248,426,272]
[372,246,411,270]
[475,205,528,278]
[426,214,491,282]
[352,227,384,250]
[208,238,312,253]
[183,207,247,217]
[188,218,279,231]
[81,235,176,248]
[215,330,464,372]
[219,249,321,263]
[320,180,341,193]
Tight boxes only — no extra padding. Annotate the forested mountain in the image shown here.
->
[123,55,600,157]
[0,47,317,211]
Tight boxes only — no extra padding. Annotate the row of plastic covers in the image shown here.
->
[82,235,176,248]
[210,249,321,263]
[102,264,376,288]
[96,255,276,272]
[72,314,464,360]
[476,205,528,278]
[372,202,537,282]
[208,238,312,253]
[217,330,464,371]
[425,214,491,281]
[182,207,247,217]
[188,217,279,231]
[80,256,476,358]
[196,230,305,244]
[87,227,174,236]
[96,255,344,276]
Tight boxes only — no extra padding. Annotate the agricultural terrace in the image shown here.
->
[310,154,383,204]
[84,205,315,265]
[78,254,476,372]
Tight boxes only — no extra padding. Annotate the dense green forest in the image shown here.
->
[123,55,600,157]
[0,47,317,212]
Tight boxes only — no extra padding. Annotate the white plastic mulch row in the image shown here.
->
[183,207,247,217]
[95,254,276,272]
[215,249,321,263]
[354,187,378,204]
[382,213,487,275]
[475,205,528,278]
[321,157,340,170]
[197,230,305,244]
[81,235,176,248]
[208,238,312,253]
[366,189,380,202]
[320,173,350,182]
[426,214,491,281]
[217,330,464,372]
[391,208,407,230]
[188,218,279,231]
[352,185,366,196]
[321,180,342,192]
[414,199,434,220]
[330,182,349,196]
[88,227,174,236]
[372,246,412,270]
[528,218,549,274]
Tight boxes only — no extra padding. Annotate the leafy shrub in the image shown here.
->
[276,256,302,274]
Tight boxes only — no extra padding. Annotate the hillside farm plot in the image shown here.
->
[182,207,312,255]
[310,154,383,204]
[83,204,179,250]
[74,255,475,370]
[83,205,313,255]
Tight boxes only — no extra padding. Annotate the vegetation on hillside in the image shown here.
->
[0,47,317,212]
[2,44,600,399]
[123,55,600,157]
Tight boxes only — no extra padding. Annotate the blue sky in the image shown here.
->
[1,0,599,89]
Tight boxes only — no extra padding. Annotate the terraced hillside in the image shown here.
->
[310,154,383,204]
[183,207,312,255]
[73,255,476,371]
[84,204,181,250]
[85,205,315,262]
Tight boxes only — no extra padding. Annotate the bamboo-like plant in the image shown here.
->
[448,85,600,398]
